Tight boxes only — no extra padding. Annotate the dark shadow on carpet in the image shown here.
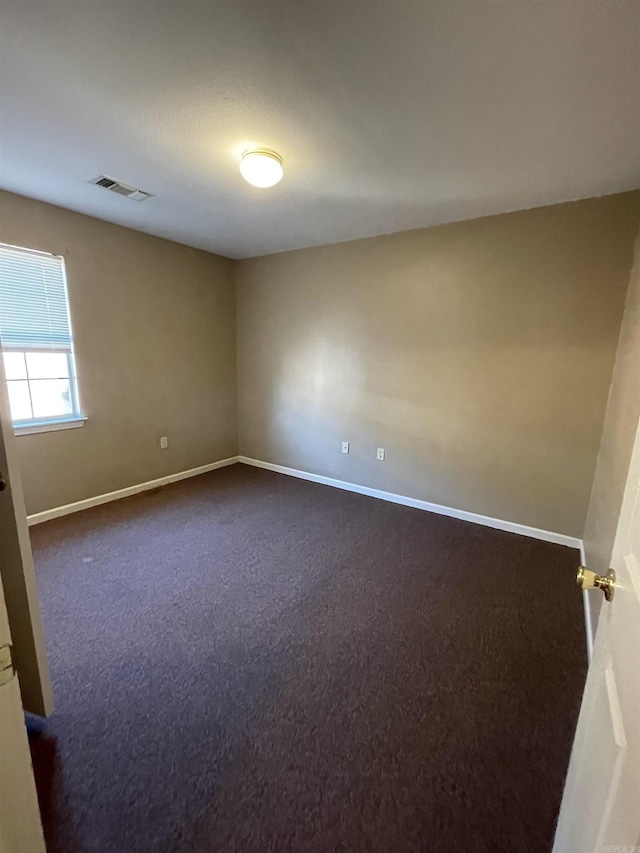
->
[28,463,587,852]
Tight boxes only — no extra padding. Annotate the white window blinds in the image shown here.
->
[0,244,73,351]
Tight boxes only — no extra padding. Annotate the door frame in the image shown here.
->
[0,354,53,716]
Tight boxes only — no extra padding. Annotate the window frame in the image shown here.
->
[0,244,86,435]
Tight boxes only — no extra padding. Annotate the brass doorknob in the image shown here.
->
[576,566,616,602]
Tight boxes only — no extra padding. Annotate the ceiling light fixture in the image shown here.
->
[239,148,283,188]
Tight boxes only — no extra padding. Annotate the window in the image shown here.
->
[0,244,84,433]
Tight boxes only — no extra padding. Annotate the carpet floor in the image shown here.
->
[28,463,587,852]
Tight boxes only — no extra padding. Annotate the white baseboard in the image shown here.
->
[238,456,583,550]
[28,451,584,551]
[26,456,240,526]
[27,451,591,659]
[240,455,591,658]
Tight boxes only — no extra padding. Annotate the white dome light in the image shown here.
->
[239,149,283,188]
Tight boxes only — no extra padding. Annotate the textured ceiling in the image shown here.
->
[1,0,639,259]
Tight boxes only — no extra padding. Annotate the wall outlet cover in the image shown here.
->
[377,447,385,461]
[341,441,350,454]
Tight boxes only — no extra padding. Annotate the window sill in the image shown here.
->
[14,417,88,436]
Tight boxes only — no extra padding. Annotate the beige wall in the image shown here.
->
[0,191,238,515]
[583,231,640,632]
[1,189,638,533]
[237,192,640,538]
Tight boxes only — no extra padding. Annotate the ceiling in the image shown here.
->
[1,1,638,260]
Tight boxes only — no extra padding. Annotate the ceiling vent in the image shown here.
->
[89,175,153,202]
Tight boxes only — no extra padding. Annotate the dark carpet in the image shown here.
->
[28,463,587,853]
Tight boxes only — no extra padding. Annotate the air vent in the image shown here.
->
[89,175,153,202]
[94,176,118,189]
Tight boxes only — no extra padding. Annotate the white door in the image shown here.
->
[553,415,640,852]
[0,356,53,716]
[0,555,46,852]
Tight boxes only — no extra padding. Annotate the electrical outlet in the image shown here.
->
[160,436,168,449]
[341,441,350,455]
[377,447,385,461]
